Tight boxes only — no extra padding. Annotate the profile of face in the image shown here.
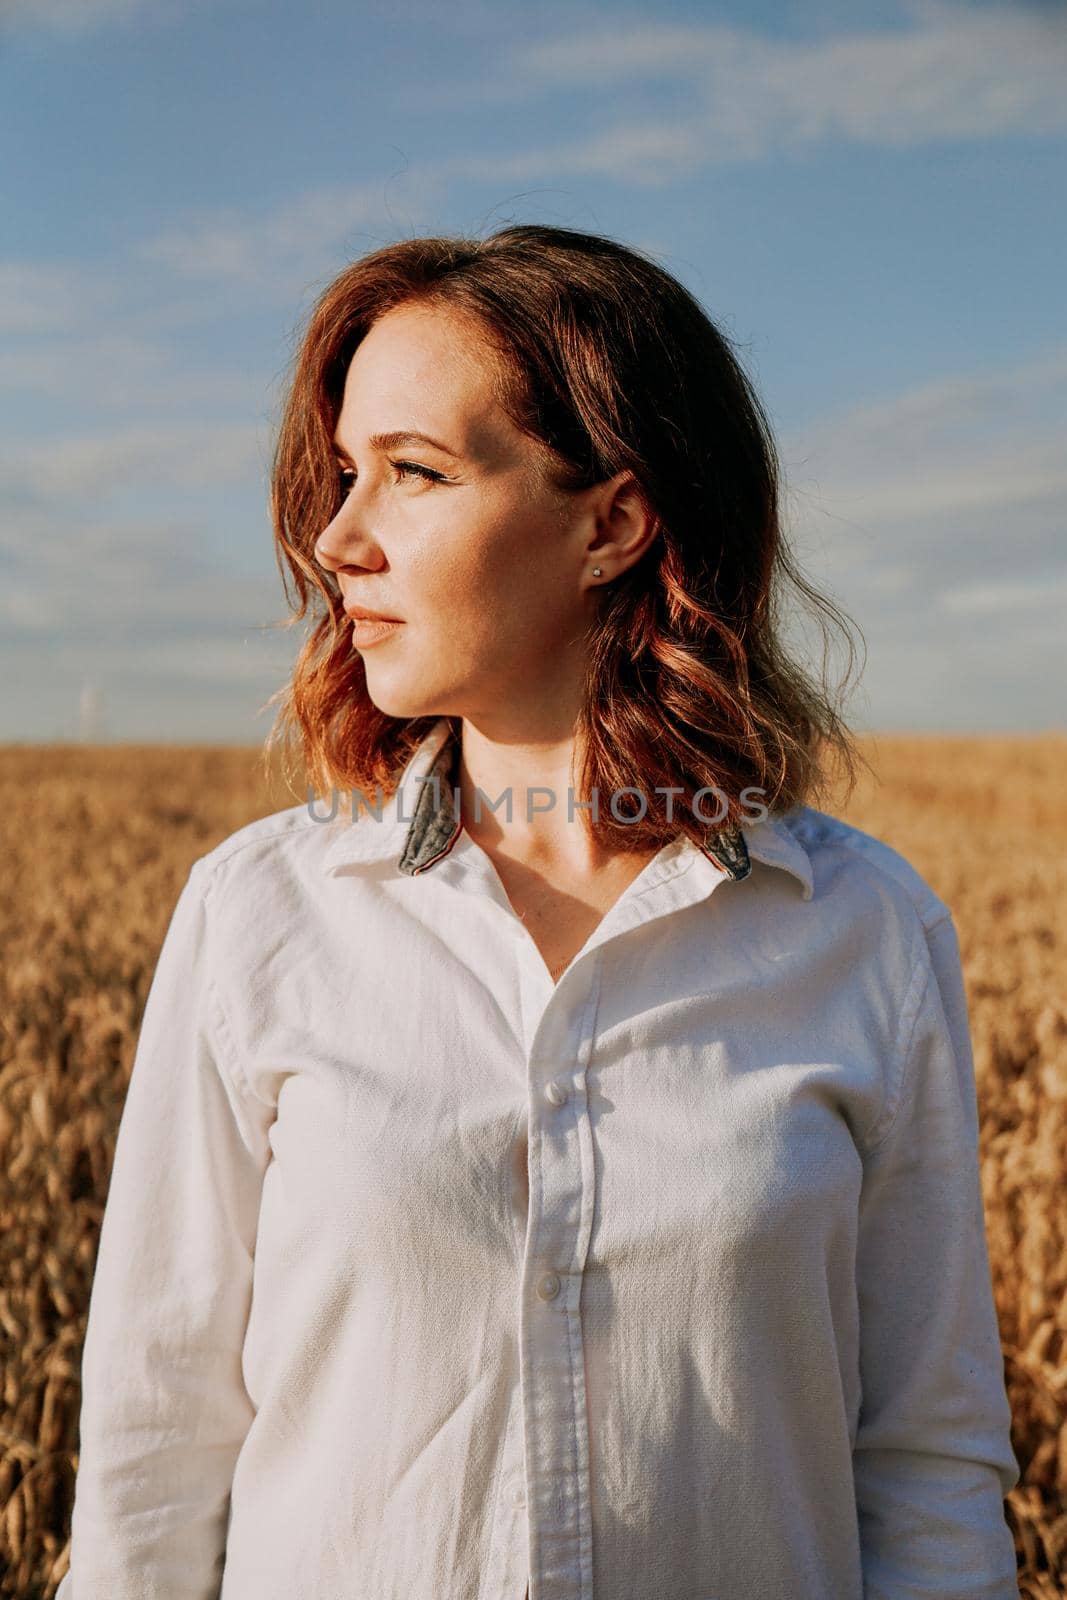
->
[313,302,647,729]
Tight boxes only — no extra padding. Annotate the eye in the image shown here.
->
[392,459,444,485]
[336,460,444,497]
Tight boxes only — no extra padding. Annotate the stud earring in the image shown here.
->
[592,566,603,578]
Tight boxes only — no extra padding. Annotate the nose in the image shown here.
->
[313,495,381,576]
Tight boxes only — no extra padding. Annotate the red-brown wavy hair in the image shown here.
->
[261,222,865,852]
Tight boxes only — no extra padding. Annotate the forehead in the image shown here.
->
[335,304,506,450]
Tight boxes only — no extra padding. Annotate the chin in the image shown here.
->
[360,651,469,723]
[362,679,454,723]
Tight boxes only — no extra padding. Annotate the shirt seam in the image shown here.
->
[190,857,276,1113]
[791,811,949,931]
[860,912,950,1160]
[625,846,699,902]
[195,812,317,878]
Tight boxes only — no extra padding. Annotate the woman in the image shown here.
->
[58,224,1019,1599]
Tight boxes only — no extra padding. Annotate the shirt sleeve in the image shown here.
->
[56,858,276,1600]
[852,911,1020,1598]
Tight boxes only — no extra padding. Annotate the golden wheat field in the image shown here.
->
[0,734,1064,1597]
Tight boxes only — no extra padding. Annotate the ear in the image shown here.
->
[589,471,658,574]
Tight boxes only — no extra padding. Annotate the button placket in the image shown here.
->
[517,959,602,1600]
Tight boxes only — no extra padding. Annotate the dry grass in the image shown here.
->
[0,735,1064,1597]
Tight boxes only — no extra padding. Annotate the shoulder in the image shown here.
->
[186,798,335,904]
[781,804,952,940]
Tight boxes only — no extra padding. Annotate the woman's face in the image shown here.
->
[313,302,633,728]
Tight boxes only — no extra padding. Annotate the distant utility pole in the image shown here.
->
[77,680,106,743]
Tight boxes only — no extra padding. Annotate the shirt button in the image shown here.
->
[537,1271,561,1300]
[545,1079,568,1107]
[512,1481,526,1506]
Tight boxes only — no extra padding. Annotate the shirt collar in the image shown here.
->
[319,716,813,901]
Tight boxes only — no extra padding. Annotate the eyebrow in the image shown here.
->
[332,430,461,460]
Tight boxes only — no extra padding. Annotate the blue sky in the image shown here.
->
[2,0,1064,742]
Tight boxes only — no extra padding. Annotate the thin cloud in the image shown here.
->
[0,501,288,640]
[137,2,1067,292]
[0,497,299,742]
[0,421,270,504]
[0,0,219,35]
[0,262,121,335]
[940,571,1067,617]
[520,0,1067,129]
[449,125,706,187]
[446,2,1067,180]
[783,345,1067,532]
[0,333,262,411]
[1,0,154,32]
[779,345,1067,628]
[139,176,439,292]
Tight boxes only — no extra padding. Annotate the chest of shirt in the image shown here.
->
[209,860,901,1298]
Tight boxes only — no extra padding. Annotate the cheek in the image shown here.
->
[408,504,555,613]
[400,484,582,665]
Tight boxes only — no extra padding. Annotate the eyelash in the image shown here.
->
[337,460,444,495]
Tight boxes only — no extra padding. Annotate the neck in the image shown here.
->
[455,716,597,869]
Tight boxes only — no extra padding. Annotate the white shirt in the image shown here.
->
[58,715,1020,1600]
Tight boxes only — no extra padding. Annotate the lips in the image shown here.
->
[344,606,403,623]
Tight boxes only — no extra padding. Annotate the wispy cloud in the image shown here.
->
[133,0,1067,294]
[438,0,1067,180]
[778,341,1067,730]
[779,343,1067,648]
[448,125,707,187]
[783,343,1067,533]
[0,249,294,417]
[0,421,270,505]
[0,528,220,637]
[0,0,229,37]
[940,570,1067,616]
[0,330,263,411]
[517,0,1067,140]
[0,262,121,335]
[0,504,295,741]
[1,0,156,33]
[139,172,440,296]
